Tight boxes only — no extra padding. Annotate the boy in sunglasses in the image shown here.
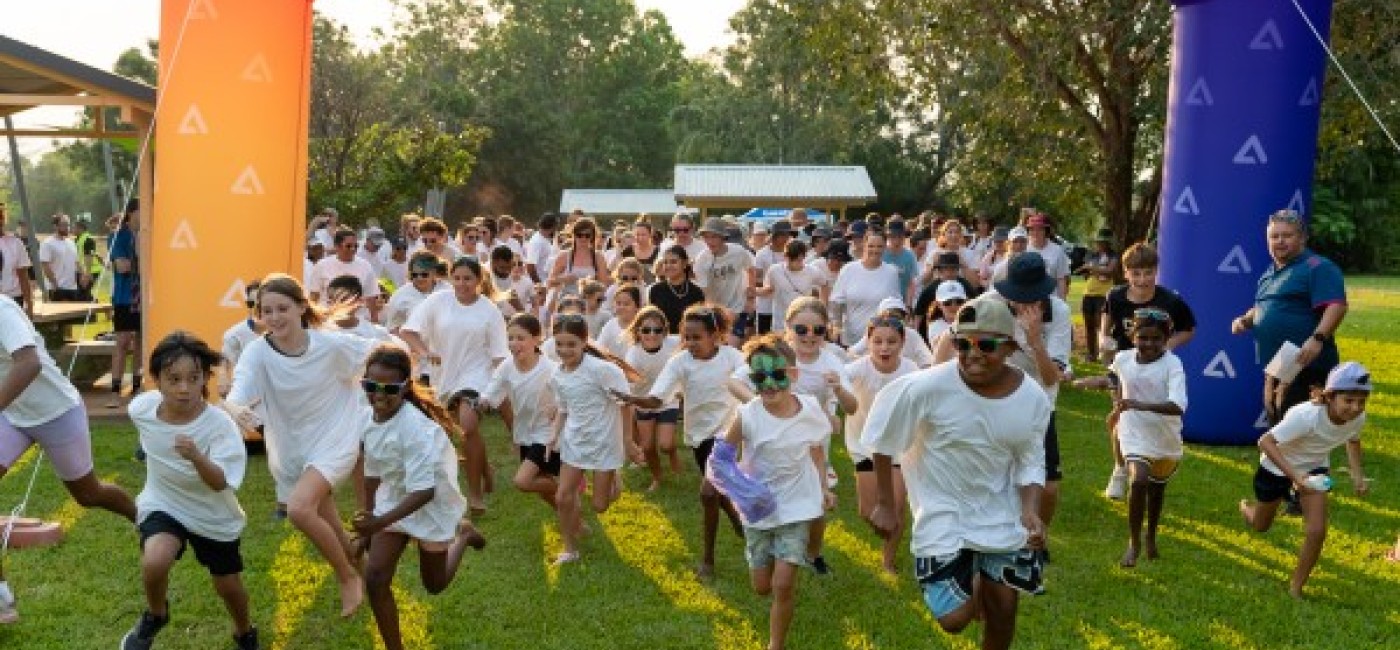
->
[861,295,1050,650]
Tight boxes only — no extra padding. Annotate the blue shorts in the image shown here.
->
[916,548,1044,619]
[636,407,680,424]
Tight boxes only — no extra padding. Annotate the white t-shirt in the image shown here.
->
[738,394,829,529]
[38,236,79,290]
[1028,240,1072,283]
[382,281,448,332]
[764,263,822,332]
[525,232,555,272]
[482,357,557,446]
[625,335,681,411]
[659,238,708,267]
[841,356,918,462]
[551,354,631,470]
[308,255,382,301]
[849,326,935,368]
[382,258,408,291]
[130,392,247,542]
[312,227,335,250]
[362,403,466,543]
[0,295,81,427]
[332,318,396,344]
[1109,350,1187,460]
[986,290,1072,402]
[805,259,835,291]
[402,291,509,398]
[227,330,374,498]
[358,247,386,281]
[693,243,755,312]
[752,246,783,315]
[303,258,315,289]
[597,317,629,357]
[861,362,1051,557]
[920,246,980,277]
[830,262,902,345]
[1260,402,1365,476]
[221,320,261,368]
[649,346,746,447]
[0,235,32,298]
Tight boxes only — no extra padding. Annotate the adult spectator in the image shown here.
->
[308,207,338,249]
[831,229,902,346]
[659,213,707,263]
[1022,211,1071,298]
[39,215,85,302]
[1231,209,1347,423]
[1077,229,1118,360]
[0,207,34,315]
[107,206,142,409]
[308,228,381,321]
[882,220,919,304]
[524,213,558,283]
[72,218,103,301]
[692,218,755,341]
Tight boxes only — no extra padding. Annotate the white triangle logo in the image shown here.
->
[1287,188,1306,214]
[1233,135,1269,165]
[188,0,218,20]
[1173,186,1200,215]
[219,278,248,309]
[1217,245,1252,274]
[177,104,207,135]
[170,219,198,250]
[1254,409,1271,429]
[241,54,272,83]
[1249,20,1284,50]
[1185,77,1214,106]
[1203,350,1237,379]
[230,165,265,195]
[1298,77,1320,106]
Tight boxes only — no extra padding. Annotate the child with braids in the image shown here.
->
[353,344,486,650]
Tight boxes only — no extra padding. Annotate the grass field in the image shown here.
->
[2,279,1399,649]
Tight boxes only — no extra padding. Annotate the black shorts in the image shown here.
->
[518,444,561,477]
[636,407,680,424]
[1253,466,1327,503]
[446,388,481,413]
[112,304,142,332]
[756,313,774,335]
[853,458,900,472]
[1044,412,1062,481]
[692,437,717,471]
[732,313,753,338]
[138,510,244,576]
[1081,295,1106,322]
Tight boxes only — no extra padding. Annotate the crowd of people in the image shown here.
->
[0,203,1380,650]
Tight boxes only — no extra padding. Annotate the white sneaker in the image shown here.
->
[826,466,839,489]
[0,583,17,625]
[1104,467,1128,500]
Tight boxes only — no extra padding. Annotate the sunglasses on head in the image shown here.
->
[953,334,1012,355]
[361,378,409,396]
[1133,307,1172,323]
[638,326,665,335]
[792,323,827,337]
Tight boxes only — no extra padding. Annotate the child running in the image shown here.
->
[481,314,561,509]
[122,332,256,650]
[548,314,644,564]
[1105,308,1187,567]
[354,344,486,650]
[721,334,835,650]
[1240,361,1372,599]
[842,316,918,574]
[623,306,683,490]
[613,304,747,579]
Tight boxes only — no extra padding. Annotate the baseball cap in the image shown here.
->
[935,280,967,303]
[953,294,1016,338]
[752,222,770,235]
[1008,226,1029,241]
[849,221,869,237]
[699,217,727,237]
[366,227,386,242]
[877,297,908,314]
[992,226,1010,242]
[811,226,832,240]
[1325,362,1372,392]
[887,221,908,236]
[824,240,853,262]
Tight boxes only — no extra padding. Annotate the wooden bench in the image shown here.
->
[55,340,117,388]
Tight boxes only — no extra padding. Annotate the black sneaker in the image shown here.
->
[134,444,147,462]
[232,627,259,650]
[120,609,168,650]
[810,555,832,576]
[1284,492,1303,516]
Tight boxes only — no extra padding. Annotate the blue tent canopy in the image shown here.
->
[738,208,831,230]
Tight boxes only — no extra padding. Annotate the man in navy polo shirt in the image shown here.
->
[1231,209,1347,424]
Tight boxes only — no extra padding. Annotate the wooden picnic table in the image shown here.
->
[30,301,113,349]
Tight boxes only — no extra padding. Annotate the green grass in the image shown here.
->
[4,281,1400,649]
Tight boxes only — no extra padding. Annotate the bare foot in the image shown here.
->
[646,480,661,492]
[1386,547,1400,563]
[1144,538,1159,560]
[1288,583,1304,599]
[1120,546,1139,568]
[695,563,715,581]
[459,520,487,551]
[1238,499,1254,528]
[339,574,365,618]
[881,563,898,576]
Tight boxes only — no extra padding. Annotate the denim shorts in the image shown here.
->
[744,520,811,569]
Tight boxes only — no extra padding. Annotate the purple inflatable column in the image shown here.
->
[1158,0,1333,444]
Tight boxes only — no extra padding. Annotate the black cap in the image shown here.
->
[824,240,853,262]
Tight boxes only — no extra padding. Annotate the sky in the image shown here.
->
[3,0,744,155]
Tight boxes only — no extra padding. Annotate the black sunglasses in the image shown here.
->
[941,298,966,307]
[953,335,1012,355]
[361,378,409,396]
[670,226,691,233]
[554,313,587,325]
[792,324,827,337]
[748,368,789,385]
[638,326,666,335]
[410,271,433,279]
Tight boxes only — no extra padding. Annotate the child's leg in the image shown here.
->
[458,404,487,511]
[657,422,682,474]
[211,573,253,635]
[590,470,620,513]
[140,533,182,616]
[766,561,801,650]
[636,418,662,489]
[555,465,586,559]
[62,471,138,522]
[1291,490,1329,598]
[363,531,411,650]
[1144,481,1168,560]
[513,457,558,509]
[1122,460,1149,568]
[977,577,1020,650]
[419,521,486,594]
[885,471,909,573]
[286,469,362,617]
[698,478,726,577]
[1240,498,1282,532]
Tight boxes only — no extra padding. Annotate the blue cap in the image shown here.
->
[1325,362,1371,392]
[849,221,869,236]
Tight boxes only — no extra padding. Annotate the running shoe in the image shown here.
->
[232,627,259,650]
[1104,467,1127,500]
[120,608,169,650]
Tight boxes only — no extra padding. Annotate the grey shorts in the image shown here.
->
[743,520,811,569]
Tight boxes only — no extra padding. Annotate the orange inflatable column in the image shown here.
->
[150,0,314,351]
